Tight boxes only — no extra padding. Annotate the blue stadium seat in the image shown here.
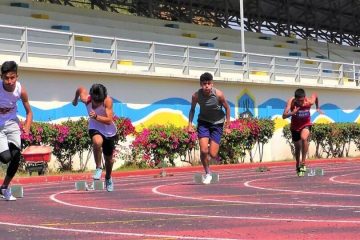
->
[234,61,245,66]
[51,25,70,31]
[164,23,179,29]
[199,42,214,48]
[93,49,112,54]
[10,2,30,8]
[289,52,301,57]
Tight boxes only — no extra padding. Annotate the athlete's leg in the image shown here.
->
[197,121,211,174]
[2,143,21,188]
[92,134,104,169]
[1,121,21,188]
[300,127,311,166]
[294,140,301,168]
[89,130,104,179]
[102,135,116,192]
[104,154,114,192]
[102,136,116,180]
[291,130,302,174]
[199,137,211,174]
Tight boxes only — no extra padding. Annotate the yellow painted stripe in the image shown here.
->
[250,71,268,76]
[41,216,205,227]
[74,36,92,42]
[274,44,287,48]
[118,60,133,66]
[301,47,312,51]
[182,33,197,38]
[31,14,49,19]
[220,51,232,57]
[304,60,315,64]
[135,112,187,132]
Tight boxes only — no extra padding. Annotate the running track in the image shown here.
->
[1,159,360,239]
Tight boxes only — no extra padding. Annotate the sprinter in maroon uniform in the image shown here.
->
[283,88,322,176]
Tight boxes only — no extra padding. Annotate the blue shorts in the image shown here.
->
[197,120,224,144]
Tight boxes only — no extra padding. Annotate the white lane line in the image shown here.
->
[330,172,360,185]
[50,189,360,223]
[152,183,360,209]
[244,174,360,197]
[0,221,240,240]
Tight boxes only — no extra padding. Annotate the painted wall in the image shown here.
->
[14,68,360,170]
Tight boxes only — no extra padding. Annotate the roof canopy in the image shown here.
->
[46,0,360,46]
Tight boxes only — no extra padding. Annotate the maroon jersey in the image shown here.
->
[290,99,312,131]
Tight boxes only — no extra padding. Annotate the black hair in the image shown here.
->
[294,88,306,98]
[1,61,18,75]
[90,83,107,102]
[200,72,213,82]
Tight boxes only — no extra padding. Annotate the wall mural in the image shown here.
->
[16,98,236,130]
[237,89,256,118]
[16,90,359,130]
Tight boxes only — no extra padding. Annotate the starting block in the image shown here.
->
[194,173,219,184]
[11,185,24,198]
[255,166,270,172]
[75,180,104,191]
[306,168,324,177]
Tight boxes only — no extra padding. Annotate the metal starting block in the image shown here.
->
[75,180,104,191]
[255,166,270,172]
[11,185,24,198]
[306,168,324,177]
[194,173,219,184]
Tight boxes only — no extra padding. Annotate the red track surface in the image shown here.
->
[1,159,360,239]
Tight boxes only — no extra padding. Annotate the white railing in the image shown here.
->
[0,24,359,87]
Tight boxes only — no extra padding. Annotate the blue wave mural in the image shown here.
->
[258,98,360,122]
[311,103,360,122]
[16,98,236,123]
[258,98,287,118]
[15,95,360,124]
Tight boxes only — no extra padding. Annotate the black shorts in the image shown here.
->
[291,126,312,142]
[88,129,116,156]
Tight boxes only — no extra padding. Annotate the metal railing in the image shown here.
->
[0,24,359,86]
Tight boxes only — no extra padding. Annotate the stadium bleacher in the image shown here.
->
[0,0,359,87]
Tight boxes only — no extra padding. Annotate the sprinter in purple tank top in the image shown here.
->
[72,84,117,192]
[187,72,231,184]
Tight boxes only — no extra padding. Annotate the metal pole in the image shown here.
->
[240,0,245,52]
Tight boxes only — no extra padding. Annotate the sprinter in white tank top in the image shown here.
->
[72,84,117,192]
[0,61,33,201]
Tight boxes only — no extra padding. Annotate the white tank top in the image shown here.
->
[86,97,117,137]
[0,81,21,126]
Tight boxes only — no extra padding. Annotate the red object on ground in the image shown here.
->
[22,145,52,162]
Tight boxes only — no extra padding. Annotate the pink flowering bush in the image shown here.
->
[219,119,251,164]
[20,116,135,171]
[131,125,198,167]
[219,118,274,164]
[113,116,135,142]
[50,122,74,171]
[21,122,56,148]
[219,118,261,164]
